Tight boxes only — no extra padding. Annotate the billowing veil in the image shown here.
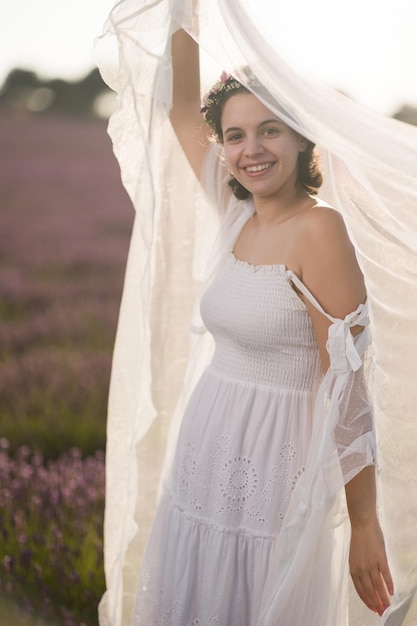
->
[94,1,417,625]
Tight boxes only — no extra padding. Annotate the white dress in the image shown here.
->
[133,250,353,625]
[96,3,417,623]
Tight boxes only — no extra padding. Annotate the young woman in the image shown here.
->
[129,29,393,625]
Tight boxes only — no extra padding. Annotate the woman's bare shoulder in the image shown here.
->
[299,202,352,254]
[305,202,346,228]
[297,201,366,318]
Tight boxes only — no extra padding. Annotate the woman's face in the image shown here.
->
[221,93,307,201]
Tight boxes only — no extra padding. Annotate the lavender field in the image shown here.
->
[0,111,133,625]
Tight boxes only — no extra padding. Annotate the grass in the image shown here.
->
[0,594,59,626]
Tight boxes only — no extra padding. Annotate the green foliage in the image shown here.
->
[0,353,108,459]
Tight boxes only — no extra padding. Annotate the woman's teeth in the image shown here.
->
[246,163,272,173]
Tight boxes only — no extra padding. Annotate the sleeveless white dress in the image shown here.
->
[132,249,369,625]
[96,3,417,623]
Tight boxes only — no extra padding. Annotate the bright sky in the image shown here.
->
[1,0,416,117]
[251,0,417,117]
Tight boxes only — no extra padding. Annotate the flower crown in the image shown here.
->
[200,71,243,135]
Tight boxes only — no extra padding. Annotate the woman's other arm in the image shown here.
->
[298,206,393,617]
[170,29,208,179]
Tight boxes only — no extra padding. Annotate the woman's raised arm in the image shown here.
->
[170,29,208,180]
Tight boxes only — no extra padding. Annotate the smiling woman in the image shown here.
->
[128,38,389,623]
[95,1,417,625]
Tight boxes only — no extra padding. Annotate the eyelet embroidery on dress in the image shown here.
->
[219,456,259,511]
[280,442,296,462]
[162,601,185,625]
[259,443,305,520]
[177,436,305,525]
[179,441,197,496]
[208,435,230,472]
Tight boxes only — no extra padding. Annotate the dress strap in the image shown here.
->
[287,270,337,323]
[287,270,370,373]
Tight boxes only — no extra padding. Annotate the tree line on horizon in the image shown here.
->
[0,66,416,125]
[0,68,113,118]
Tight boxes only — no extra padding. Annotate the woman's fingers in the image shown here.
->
[370,570,391,614]
[351,573,379,614]
[352,564,394,616]
[380,560,395,597]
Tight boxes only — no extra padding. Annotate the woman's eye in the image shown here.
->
[263,127,279,136]
[226,133,242,142]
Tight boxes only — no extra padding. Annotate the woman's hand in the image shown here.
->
[349,518,394,616]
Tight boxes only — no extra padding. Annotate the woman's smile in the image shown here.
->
[244,161,275,174]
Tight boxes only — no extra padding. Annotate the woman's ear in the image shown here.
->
[298,135,308,153]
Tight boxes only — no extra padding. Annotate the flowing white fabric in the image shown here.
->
[94,1,417,624]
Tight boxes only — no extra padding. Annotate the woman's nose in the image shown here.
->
[244,136,264,157]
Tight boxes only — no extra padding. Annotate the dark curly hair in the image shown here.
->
[201,77,323,199]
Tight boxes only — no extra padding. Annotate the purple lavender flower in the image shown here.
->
[0,111,130,625]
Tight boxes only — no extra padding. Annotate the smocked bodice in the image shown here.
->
[200,253,322,390]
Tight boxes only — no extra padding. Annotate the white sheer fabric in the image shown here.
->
[94,1,417,624]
